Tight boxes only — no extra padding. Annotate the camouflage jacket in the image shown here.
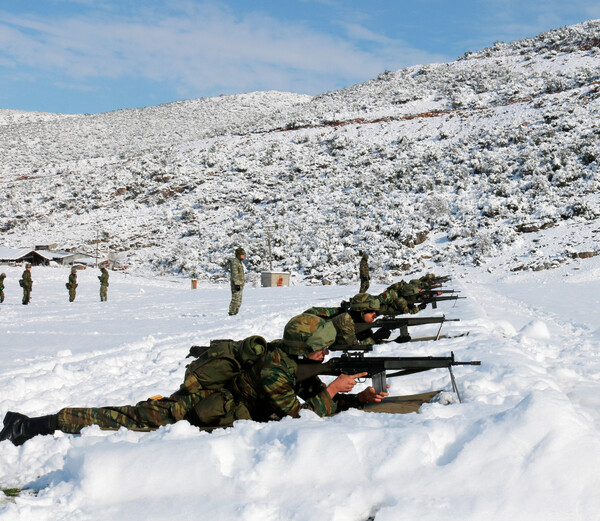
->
[19,270,32,290]
[67,273,78,289]
[359,258,370,280]
[230,257,245,287]
[98,269,109,286]
[303,307,375,347]
[230,343,360,421]
[0,274,5,291]
[376,281,420,315]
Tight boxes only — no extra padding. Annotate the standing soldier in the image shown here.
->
[66,267,78,302]
[229,247,245,315]
[359,253,370,293]
[98,267,109,302]
[19,264,32,305]
[0,272,5,303]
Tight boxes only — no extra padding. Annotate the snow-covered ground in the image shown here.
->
[1,256,599,520]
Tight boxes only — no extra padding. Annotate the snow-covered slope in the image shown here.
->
[1,21,599,283]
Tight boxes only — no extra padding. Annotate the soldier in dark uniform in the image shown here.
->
[66,267,78,302]
[359,253,370,293]
[0,314,386,445]
[98,267,109,302]
[0,272,5,303]
[229,247,245,315]
[19,264,32,305]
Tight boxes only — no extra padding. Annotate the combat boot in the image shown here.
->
[0,411,58,446]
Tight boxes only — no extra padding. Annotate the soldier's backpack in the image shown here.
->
[177,336,267,428]
[181,335,267,394]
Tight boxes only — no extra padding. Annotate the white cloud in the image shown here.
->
[0,4,447,96]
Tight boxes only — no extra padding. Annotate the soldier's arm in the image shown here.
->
[332,313,359,346]
[302,307,341,318]
[260,363,336,418]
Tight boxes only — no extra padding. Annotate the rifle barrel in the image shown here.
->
[296,354,481,382]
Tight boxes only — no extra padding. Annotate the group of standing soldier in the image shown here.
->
[0,264,110,305]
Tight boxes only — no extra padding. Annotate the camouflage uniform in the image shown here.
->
[229,247,245,315]
[229,313,361,419]
[2,314,362,441]
[66,268,78,302]
[376,281,420,315]
[0,273,5,303]
[98,267,109,302]
[359,254,370,293]
[304,293,381,347]
[19,265,32,305]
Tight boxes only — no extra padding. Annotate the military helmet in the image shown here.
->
[0,273,5,277]
[235,247,246,257]
[282,313,336,356]
[25,263,31,269]
[349,293,380,312]
[71,266,77,273]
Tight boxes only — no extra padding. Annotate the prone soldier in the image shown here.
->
[305,292,391,348]
[0,313,386,445]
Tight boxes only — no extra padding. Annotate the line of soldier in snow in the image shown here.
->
[0,265,110,305]
[1,251,473,445]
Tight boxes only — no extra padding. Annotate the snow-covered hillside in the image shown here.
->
[1,21,599,282]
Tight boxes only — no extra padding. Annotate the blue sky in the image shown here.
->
[0,0,598,114]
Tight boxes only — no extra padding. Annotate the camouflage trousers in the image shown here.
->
[56,388,251,434]
[22,290,31,305]
[100,286,108,301]
[0,290,4,303]
[360,279,370,293]
[229,286,243,315]
[68,289,76,302]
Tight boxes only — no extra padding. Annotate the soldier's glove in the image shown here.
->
[234,285,241,291]
[418,303,428,310]
[373,328,392,342]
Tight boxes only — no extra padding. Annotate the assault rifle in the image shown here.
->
[412,293,466,310]
[296,351,481,402]
[416,275,452,290]
[353,315,460,344]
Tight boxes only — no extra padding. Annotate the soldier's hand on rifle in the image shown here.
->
[357,386,389,404]
[326,372,367,397]
[373,328,392,342]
